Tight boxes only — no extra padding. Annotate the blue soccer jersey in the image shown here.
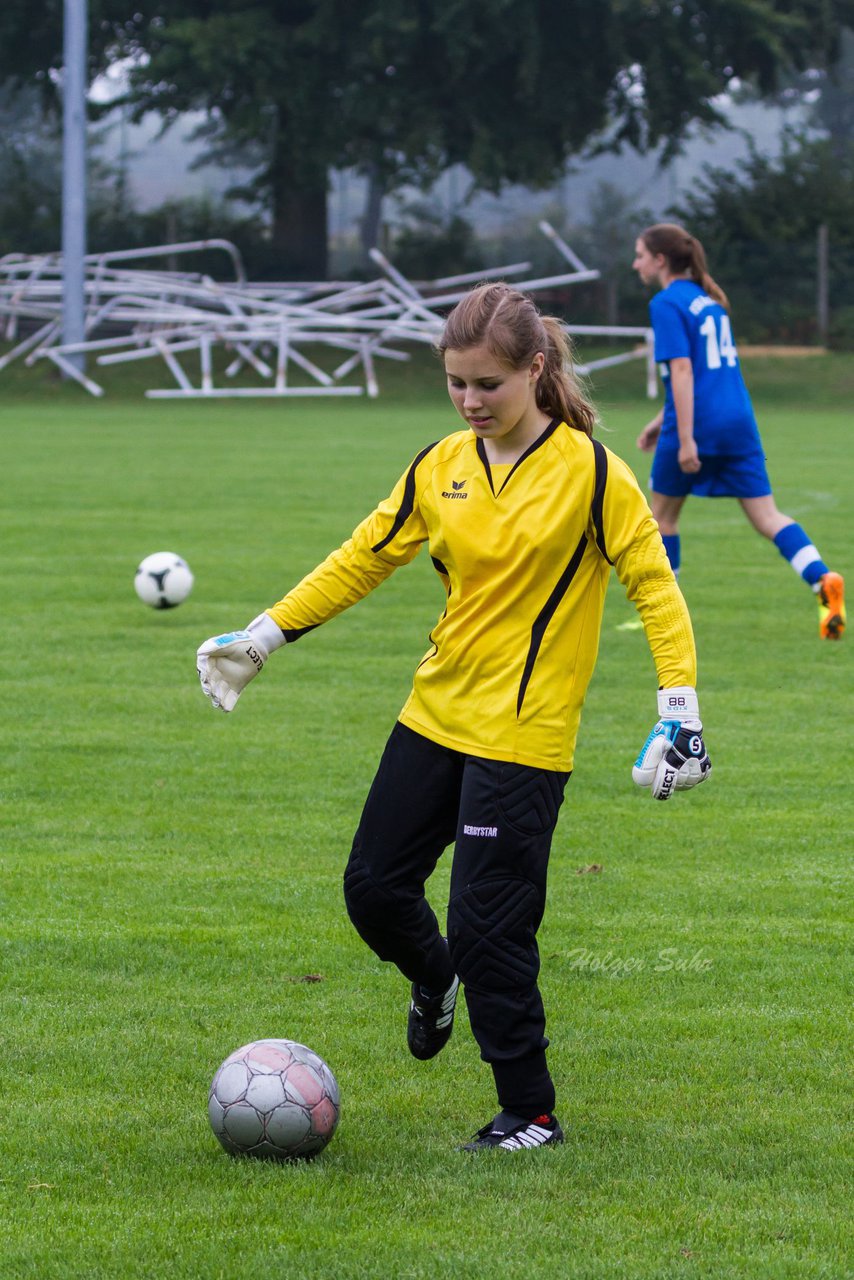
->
[649,280,762,457]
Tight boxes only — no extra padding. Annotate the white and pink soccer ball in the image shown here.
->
[208,1039,341,1161]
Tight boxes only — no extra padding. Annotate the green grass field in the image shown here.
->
[1,346,851,1279]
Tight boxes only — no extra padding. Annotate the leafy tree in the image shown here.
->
[572,182,653,325]
[780,23,854,155]
[0,81,271,270]
[815,25,854,152]
[673,135,854,344]
[2,0,853,277]
[0,83,122,257]
[390,203,481,280]
[0,84,63,255]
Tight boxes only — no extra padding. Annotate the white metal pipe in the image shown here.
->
[428,262,532,287]
[369,248,424,301]
[84,240,247,283]
[200,333,213,393]
[42,348,103,395]
[538,221,590,273]
[145,386,364,399]
[0,319,60,370]
[155,337,194,391]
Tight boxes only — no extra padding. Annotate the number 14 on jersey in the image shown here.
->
[699,313,738,369]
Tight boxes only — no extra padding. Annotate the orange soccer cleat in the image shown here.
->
[818,572,846,640]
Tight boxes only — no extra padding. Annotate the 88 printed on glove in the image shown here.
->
[632,687,711,801]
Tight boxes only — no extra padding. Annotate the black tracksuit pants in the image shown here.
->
[343,721,569,1117]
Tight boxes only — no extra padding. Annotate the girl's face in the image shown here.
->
[444,342,547,455]
[632,238,666,286]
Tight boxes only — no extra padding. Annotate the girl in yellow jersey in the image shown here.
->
[197,284,711,1153]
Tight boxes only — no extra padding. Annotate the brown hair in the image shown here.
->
[436,282,598,437]
[640,223,730,310]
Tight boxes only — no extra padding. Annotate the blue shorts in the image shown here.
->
[650,446,772,499]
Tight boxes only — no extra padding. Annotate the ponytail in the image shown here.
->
[537,316,597,437]
[437,283,598,437]
[641,223,730,310]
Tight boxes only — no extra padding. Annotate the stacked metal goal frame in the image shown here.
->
[0,223,656,400]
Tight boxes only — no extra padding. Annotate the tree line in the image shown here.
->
[1,0,852,277]
[0,2,853,343]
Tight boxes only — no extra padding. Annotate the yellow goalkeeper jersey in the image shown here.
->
[266,420,696,770]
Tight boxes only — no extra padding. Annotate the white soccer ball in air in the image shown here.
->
[134,551,194,609]
[208,1039,341,1161]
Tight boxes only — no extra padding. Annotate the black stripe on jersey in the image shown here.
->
[476,439,496,495]
[590,438,613,565]
[476,419,560,495]
[517,531,589,716]
[371,442,438,554]
[280,622,320,643]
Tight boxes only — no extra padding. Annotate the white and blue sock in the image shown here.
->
[661,534,681,578]
[773,524,828,590]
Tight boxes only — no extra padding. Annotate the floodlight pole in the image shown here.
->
[817,223,829,348]
[62,0,88,374]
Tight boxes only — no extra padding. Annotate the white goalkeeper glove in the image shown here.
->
[632,686,711,801]
[196,612,286,713]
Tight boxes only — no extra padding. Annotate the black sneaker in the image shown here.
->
[460,1110,564,1152]
[407,974,460,1060]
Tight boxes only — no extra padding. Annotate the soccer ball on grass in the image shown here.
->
[208,1039,341,1161]
[134,551,193,609]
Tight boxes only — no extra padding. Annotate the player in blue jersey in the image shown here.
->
[632,222,845,640]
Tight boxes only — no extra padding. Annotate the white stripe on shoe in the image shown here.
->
[498,1123,559,1151]
[434,980,458,1028]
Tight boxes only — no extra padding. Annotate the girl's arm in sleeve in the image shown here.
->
[595,446,697,689]
[266,449,433,641]
[669,356,700,473]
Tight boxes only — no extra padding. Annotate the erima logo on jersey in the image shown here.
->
[463,824,498,837]
[442,479,468,500]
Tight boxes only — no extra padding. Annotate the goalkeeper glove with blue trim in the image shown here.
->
[196,612,285,713]
[633,687,711,801]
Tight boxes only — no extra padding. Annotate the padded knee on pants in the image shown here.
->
[448,876,541,993]
[343,851,397,931]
